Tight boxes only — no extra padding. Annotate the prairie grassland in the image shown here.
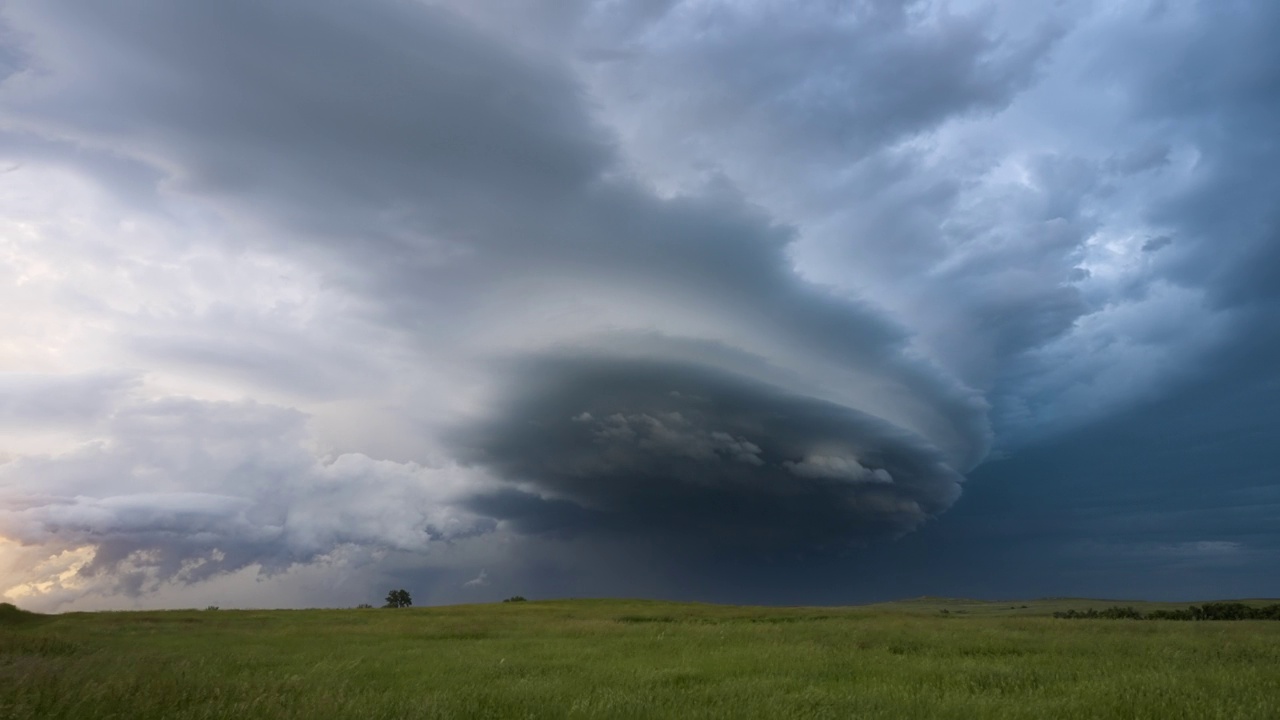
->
[2,598,1278,719]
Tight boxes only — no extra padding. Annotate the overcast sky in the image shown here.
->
[1,0,1277,611]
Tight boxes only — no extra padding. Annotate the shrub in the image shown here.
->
[502,596,528,603]
[1054,603,1280,621]
[1098,606,1143,620]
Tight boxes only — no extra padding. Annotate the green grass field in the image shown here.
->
[3,597,1279,719]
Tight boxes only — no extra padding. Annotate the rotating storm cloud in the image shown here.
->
[1,0,1278,609]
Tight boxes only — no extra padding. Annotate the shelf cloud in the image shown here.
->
[458,353,964,553]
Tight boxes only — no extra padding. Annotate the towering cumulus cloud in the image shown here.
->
[1,1,1277,607]
[0,390,492,601]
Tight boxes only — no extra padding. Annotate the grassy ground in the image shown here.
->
[3,597,1279,719]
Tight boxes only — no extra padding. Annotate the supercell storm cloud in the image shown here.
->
[459,353,965,551]
[0,1,1278,608]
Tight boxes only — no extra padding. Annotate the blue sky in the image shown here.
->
[0,0,1276,610]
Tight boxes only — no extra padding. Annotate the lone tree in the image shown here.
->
[384,589,412,608]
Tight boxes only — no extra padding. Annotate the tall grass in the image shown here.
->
[2,598,1278,719]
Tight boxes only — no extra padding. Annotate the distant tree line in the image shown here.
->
[1054,603,1280,621]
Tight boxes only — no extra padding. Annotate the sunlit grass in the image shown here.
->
[2,598,1278,718]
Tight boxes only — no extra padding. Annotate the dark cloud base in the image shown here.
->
[456,354,964,555]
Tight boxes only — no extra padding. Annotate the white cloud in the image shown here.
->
[785,455,893,485]
[0,392,497,607]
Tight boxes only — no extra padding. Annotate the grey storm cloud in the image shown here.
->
[582,0,1065,163]
[457,354,963,553]
[0,0,995,448]
[1,0,606,245]
[0,0,1278,608]
[0,0,989,454]
[1129,3,1280,311]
